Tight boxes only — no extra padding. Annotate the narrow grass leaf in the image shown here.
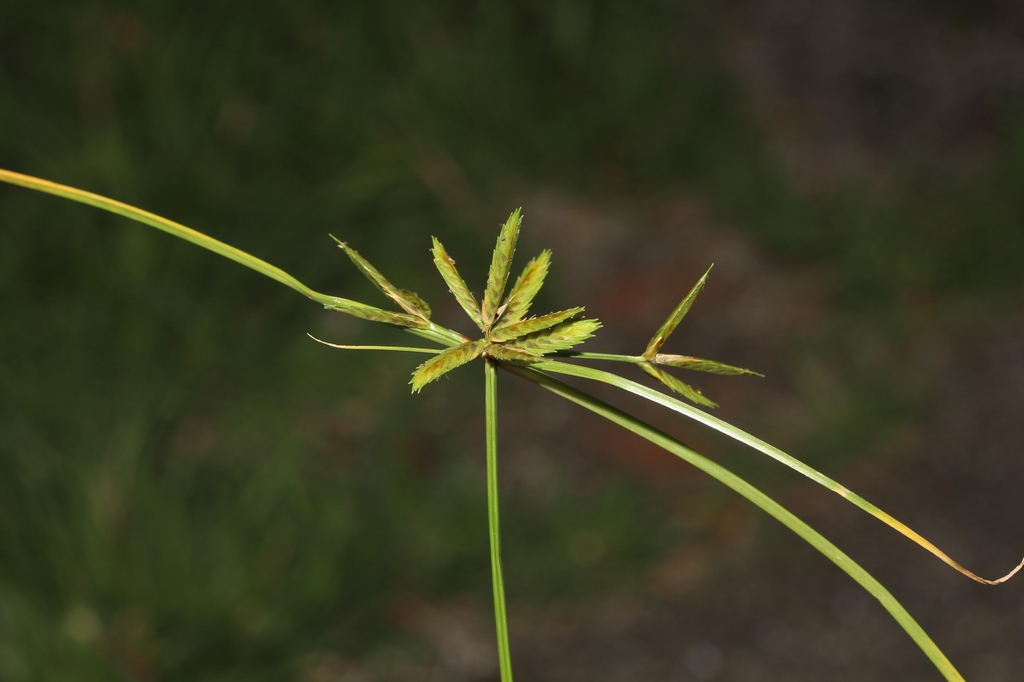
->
[306,335,441,354]
[0,170,466,348]
[0,168,322,299]
[481,208,522,327]
[410,339,486,392]
[332,236,429,319]
[497,249,551,328]
[488,307,584,342]
[485,345,543,365]
[537,358,1024,586]
[506,319,601,355]
[432,237,483,328]
[503,363,966,682]
[643,265,712,359]
[640,362,718,408]
[654,354,763,376]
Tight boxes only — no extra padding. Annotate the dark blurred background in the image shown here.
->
[2,1,1024,680]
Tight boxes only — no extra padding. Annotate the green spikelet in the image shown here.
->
[399,289,432,319]
[332,236,430,320]
[481,208,522,328]
[496,249,551,328]
[322,298,428,329]
[485,344,543,365]
[431,237,483,328]
[488,307,583,342]
[643,265,713,359]
[410,339,487,392]
[640,362,718,408]
[654,354,762,377]
[505,319,602,355]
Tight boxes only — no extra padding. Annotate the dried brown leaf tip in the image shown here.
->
[639,266,762,407]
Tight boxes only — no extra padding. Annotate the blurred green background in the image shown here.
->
[2,1,1024,680]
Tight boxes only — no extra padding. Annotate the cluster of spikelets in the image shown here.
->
[329,209,760,403]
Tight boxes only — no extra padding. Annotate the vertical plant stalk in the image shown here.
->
[485,359,514,682]
[503,363,966,682]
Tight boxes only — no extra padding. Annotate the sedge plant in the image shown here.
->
[2,168,1022,681]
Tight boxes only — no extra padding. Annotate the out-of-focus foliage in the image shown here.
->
[3,0,1024,679]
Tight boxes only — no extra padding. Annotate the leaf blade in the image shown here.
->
[503,362,967,682]
[0,170,464,348]
[481,208,522,328]
[306,335,441,354]
[643,265,712,359]
[0,168,319,299]
[533,357,1024,587]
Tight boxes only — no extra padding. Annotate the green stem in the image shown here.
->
[485,359,514,682]
[503,363,964,682]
